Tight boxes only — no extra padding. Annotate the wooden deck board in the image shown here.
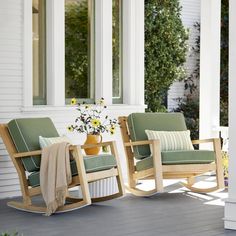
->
[0,181,233,236]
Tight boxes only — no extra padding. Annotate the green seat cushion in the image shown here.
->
[28,154,117,187]
[136,150,215,172]
[127,113,187,160]
[8,118,59,172]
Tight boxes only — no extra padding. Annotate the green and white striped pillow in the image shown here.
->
[39,135,71,149]
[145,130,194,152]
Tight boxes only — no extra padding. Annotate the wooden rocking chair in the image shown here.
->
[119,113,224,197]
[0,117,124,213]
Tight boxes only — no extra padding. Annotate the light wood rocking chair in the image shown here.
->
[119,113,224,197]
[0,118,124,214]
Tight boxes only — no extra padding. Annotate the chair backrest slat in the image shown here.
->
[118,117,136,179]
[0,124,17,158]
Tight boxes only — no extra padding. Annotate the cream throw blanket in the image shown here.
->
[40,142,72,216]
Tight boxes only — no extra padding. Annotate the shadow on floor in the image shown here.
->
[0,179,233,236]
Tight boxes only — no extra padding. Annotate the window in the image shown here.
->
[65,0,94,103]
[112,0,122,103]
[30,0,125,106]
[32,0,46,105]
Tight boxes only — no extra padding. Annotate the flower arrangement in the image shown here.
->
[68,98,119,135]
[222,151,229,187]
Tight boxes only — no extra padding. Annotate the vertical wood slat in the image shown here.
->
[118,117,136,188]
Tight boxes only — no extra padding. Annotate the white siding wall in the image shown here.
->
[168,0,200,111]
[0,0,145,199]
[0,0,200,199]
[0,0,23,198]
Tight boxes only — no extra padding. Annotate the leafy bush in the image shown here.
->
[145,0,189,112]
[65,1,89,98]
[0,232,21,236]
[220,0,229,126]
[174,98,199,140]
[173,22,200,140]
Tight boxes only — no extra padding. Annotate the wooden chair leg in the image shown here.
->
[72,146,92,206]
[213,138,225,189]
[152,140,164,192]
[187,176,195,186]
[126,140,164,197]
[110,141,125,197]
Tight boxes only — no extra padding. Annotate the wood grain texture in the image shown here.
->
[119,116,225,196]
[0,180,230,236]
[0,122,124,213]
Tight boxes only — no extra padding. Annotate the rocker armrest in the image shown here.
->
[81,141,116,149]
[191,138,219,145]
[12,142,115,159]
[124,139,159,147]
[13,150,42,159]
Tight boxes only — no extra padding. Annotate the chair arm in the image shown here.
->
[124,140,159,147]
[191,138,218,145]
[13,150,42,159]
[12,141,121,160]
[81,141,115,149]
[12,144,80,159]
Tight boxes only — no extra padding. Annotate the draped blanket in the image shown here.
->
[40,142,72,216]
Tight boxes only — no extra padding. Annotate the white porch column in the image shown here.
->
[224,0,236,230]
[46,0,65,106]
[199,0,221,142]
[95,0,113,104]
[23,0,33,107]
[123,0,144,105]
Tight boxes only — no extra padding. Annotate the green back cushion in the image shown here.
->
[8,118,59,172]
[127,113,187,159]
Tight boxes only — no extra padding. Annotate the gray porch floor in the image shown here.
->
[0,180,235,236]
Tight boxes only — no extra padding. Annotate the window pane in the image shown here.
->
[112,0,122,103]
[33,0,46,105]
[65,0,94,100]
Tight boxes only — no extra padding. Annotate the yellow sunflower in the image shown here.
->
[71,98,77,105]
[85,105,91,109]
[67,126,74,132]
[110,127,115,135]
[91,119,101,127]
[110,130,115,135]
[99,98,105,105]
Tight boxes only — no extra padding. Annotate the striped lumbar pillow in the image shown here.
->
[39,135,71,149]
[145,130,194,152]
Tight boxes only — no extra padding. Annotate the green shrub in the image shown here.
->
[145,0,189,112]
[0,232,21,236]
[173,22,200,140]
[220,0,229,126]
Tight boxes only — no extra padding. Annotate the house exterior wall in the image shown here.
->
[0,0,24,198]
[0,0,202,199]
[0,0,145,199]
[168,0,200,111]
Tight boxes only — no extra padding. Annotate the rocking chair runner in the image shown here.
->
[119,113,224,196]
[0,117,124,213]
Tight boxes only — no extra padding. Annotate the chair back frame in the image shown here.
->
[0,123,124,213]
[118,115,224,196]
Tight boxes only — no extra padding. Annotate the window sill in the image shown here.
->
[21,104,147,113]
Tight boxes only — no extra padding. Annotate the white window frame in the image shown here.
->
[23,0,145,108]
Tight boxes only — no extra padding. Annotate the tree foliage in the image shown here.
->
[174,0,229,138]
[174,23,200,140]
[145,0,189,112]
[220,0,229,126]
[65,1,89,98]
